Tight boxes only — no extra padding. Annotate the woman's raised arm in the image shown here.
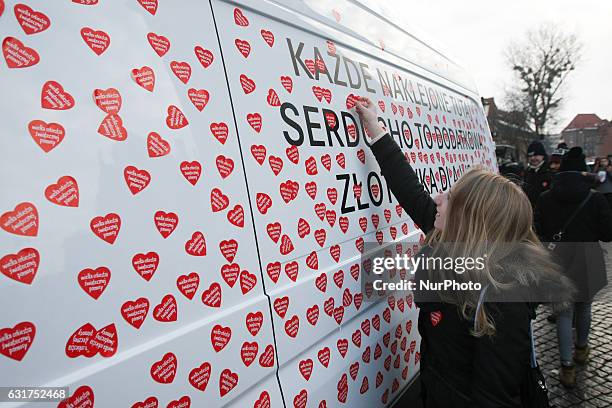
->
[355,97,437,234]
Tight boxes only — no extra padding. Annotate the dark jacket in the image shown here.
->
[370,134,572,407]
[534,171,612,301]
[523,161,552,208]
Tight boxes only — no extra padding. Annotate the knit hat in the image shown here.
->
[559,146,588,172]
[527,141,546,157]
[550,149,564,164]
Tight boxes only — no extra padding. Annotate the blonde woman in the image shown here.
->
[355,97,574,407]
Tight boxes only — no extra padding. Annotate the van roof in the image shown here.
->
[294,0,479,94]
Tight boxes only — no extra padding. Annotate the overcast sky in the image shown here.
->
[377,0,612,134]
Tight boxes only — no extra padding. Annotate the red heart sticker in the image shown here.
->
[166,105,188,129]
[153,210,178,238]
[219,368,239,397]
[147,32,170,57]
[211,324,232,352]
[306,305,319,326]
[201,282,222,308]
[176,272,199,300]
[131,396,158,408]
[259,344,274,367]
[167,396,190,408]
[180,161,201,186]
[219,239,238,262]
[131,252,159,281]
[284,315,299,338]
[77,267,110,300]
[0,321,35,361]
[221,263,239,287]
[137,0,157,15]
[194,45,214,68]
[246,311,263,336]
[1,202,38,236]
[131,66,155,92]
[121,297,149,329]
[273,296,289,318]
[267,88,280,106]
[211,188,229,212]
[293,390,308,408]
[235,38,251,57]
[124,166,151,195]
[233,7,249,26]
[255,391,271,408]
[189,362,212,391]
[241,341,258,367]
[80,27,110,55]
[153,294,177,322]
[211,122,229,144]
[0,247,39,284]
[58,386,94,408]
[98,114,127,141]
[41,81,74,110]
[147,132,171,157]
[2,36,40,68]
[45,176,79,207]
[247,113,262,132]
[280,76,293,93]
[216,155,234,179]
[89,323,118,357]
[185,231,206,256]
[93,88,121,114]
[90,213,121,244]
[299,359,313,380]
[64,323,95,358]
[28,120,65,152]
[317,347,330,367]
[188,88,209,111]
[239,270,257,294]
[150,352,177,383]
[170,60,191,84]
[14,4,51,35]
[260,29,274,47]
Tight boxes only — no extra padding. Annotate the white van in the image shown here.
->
[0,1,496,407]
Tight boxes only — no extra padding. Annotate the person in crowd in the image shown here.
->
[597,159,612,208]
[524,141,552,208]
[355,97,574,407]
[534,146,612,388]
[549,149,564,173]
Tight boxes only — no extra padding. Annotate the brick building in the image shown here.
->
[560,114,612,158]
[481,97,535,163]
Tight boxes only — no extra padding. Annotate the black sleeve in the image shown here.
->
[369,134,437,234]
[472,303,530,408]
[595,192,612,242]
[533,195,545,240]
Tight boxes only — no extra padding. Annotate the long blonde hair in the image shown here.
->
[425,166,560,337]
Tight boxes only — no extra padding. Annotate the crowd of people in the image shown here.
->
[522,140,612,388]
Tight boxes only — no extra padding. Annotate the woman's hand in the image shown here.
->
[355,96,386,140]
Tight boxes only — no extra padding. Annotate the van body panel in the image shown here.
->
[0,0,495,406]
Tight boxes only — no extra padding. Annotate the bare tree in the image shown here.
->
[504,24,582,138]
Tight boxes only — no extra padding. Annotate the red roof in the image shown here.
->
[563,114,603,131]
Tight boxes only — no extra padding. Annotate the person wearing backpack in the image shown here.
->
[355,97,574,407]
[534,146,612,388]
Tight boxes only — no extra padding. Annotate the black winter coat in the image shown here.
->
[534,171,612,301]
[371,134,539,407]
[523,162,552,208]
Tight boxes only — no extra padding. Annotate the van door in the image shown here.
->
[1,1,282,406]
[210,0,495,406]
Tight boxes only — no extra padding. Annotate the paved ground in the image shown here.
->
[534,242,612,408]
[394,242,612,408]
